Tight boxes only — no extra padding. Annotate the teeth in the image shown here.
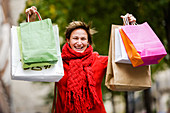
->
[74,46,83,49]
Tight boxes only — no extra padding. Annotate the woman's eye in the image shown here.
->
[73,37,78,40]
[81,37,86,40]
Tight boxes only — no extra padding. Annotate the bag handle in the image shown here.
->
[122,15,137,25]
[27,10,42,22]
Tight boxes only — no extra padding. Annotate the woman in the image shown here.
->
[26,6,136,113]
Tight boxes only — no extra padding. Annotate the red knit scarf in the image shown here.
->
[61,43,101,113]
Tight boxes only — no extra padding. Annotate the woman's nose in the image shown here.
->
[77,39,82,44]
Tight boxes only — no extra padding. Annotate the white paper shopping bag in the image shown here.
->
[115,28,131,64]
[11,25,64,82]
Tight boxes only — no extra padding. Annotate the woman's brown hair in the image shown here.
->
[65,21,95,45]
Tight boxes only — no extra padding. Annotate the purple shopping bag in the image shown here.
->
[120,22,167,67]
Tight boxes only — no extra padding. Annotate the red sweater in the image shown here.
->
[56,52,108,113]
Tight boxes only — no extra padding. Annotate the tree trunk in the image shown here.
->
[125,92,128,113]
[0,0,11,112]
[111,92,116,113]
[125,92,135,113]
[129,92,135,113]
[143,88,152,113]
[164,2,170,64]
[0,80,10,113]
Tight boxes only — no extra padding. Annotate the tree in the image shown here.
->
[18,0,170,112]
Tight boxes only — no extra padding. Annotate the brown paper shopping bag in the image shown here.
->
[105,25,151,91]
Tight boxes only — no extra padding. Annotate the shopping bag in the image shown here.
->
[115,27,131,64]
[17,27,56,68]
[20,11,58,65]
[105,25,151,91]
[119,22,167,67]
[11,25,64,82]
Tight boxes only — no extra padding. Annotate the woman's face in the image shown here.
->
[67,28,89,53]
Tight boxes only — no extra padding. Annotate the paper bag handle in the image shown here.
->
[27,10,42,22]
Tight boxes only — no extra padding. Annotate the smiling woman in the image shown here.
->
[67,28,89,53]
[25,6,136,113]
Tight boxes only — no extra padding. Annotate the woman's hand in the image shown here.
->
[121,13,136,25]
[25,6,37,22]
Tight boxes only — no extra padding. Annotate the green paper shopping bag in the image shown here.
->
[20,11,58,65]
[17,27,56,68]
[11,25,64,82]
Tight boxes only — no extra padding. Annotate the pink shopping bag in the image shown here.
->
[120,22,167,67]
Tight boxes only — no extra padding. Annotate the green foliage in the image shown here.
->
[18,0,71,40]
[18,0,170,110]
[19,0,170,68]
[136,0,170,72]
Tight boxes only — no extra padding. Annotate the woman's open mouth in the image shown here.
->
[73,46,85,52]
[74,46,83,49]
